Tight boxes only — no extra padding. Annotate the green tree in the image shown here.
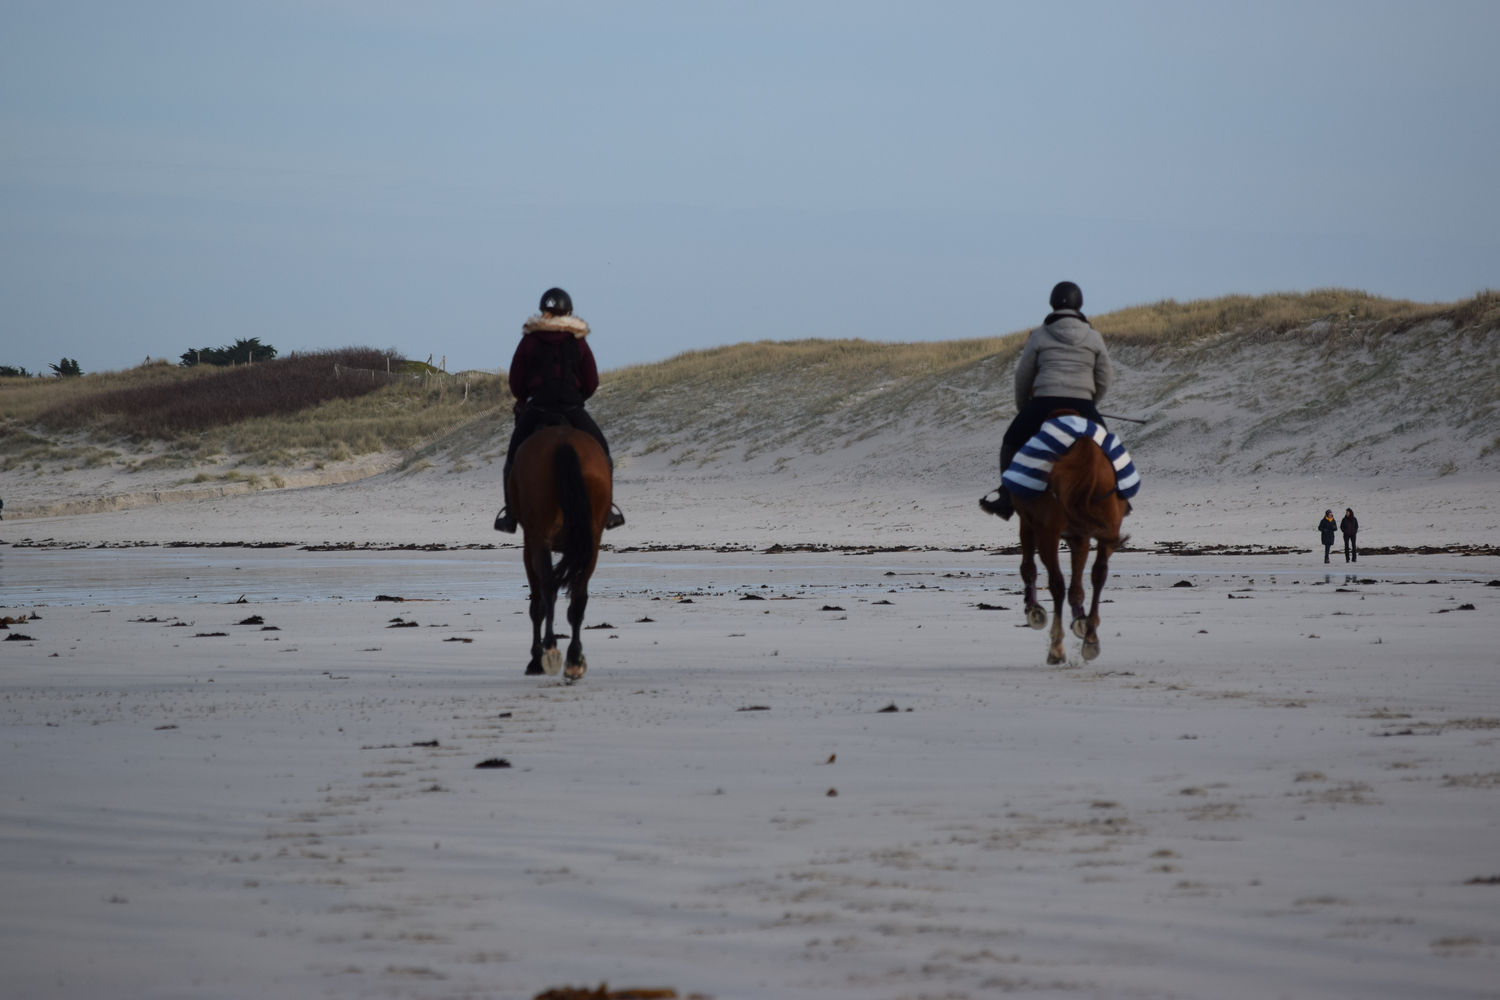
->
[48,358,83,378]
[180,338,278,367]
[0,364,33,377]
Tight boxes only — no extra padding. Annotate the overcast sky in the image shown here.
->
[3,0,1497,376]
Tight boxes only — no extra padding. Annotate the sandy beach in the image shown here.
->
[3,457,1499,1000]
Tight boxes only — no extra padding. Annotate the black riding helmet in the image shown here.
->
[1049,281,1083,312]
[539,287,573,316]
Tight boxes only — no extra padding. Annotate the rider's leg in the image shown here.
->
[980,439,1018,519]
[494,408,539,533]
[980,415,1027,519]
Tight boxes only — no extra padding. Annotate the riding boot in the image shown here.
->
[979,487,1014,520]
[494,465,517,533]
[605,504,625,530]
[980,441,1017,520]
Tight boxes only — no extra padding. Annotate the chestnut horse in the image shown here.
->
[509,424,612,682]
[1014,436,1129,664]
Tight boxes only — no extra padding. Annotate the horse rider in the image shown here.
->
[980,280,1113,520]
[493,287,625,534]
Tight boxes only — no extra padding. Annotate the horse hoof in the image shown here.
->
[1047,650,1066,665]
[525,661,544,676]
[1026,605,1048,630]
[1081,639,1101,661]
[563,658,587,684]
[541,648,563,676]
[1071,617,1089,639]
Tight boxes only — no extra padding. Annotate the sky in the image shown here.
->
[2,0,1497,377]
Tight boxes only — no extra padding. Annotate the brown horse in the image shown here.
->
[509,424,612,682]
[1013,435,1129,664]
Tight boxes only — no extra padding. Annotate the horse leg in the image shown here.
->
[1066,535,1090,638]
[529,544,564,676]
[562,579,589,684]
[1080,541,1114,661]
[524,540,548,675]
[540,584,562,676]
[1019,522,1047,630]
[1038,531,1067,665]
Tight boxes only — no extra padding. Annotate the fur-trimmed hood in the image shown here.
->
[522,314,590,339]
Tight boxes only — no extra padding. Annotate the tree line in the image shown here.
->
[0,359,83,378]
[1,339,280,378]
[178,338,278,367]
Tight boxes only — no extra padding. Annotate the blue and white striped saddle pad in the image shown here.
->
[1001,415,1141,501]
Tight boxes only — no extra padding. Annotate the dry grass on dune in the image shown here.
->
[35,348,407,438]
[585,289,1500,478]
[217,372,510,467]
[601,290,1500,401]
[1099,288,1500,347]
[590,336,1027,469]
[0,358,206,425]
[0,349,512,472]
[601,335,1021,399]
[5,289,1497,482]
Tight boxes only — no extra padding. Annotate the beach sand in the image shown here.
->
[3,459,1499,998]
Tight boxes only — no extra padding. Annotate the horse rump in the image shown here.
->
[1051,442,1128,545]
[549,442,595,587]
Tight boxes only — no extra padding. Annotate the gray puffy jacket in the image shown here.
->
[1013,310,1113,410]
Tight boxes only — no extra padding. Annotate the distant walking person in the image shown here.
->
[1318,509,1337,563]
[980,281,1113,520]
[1340,507,1359,562]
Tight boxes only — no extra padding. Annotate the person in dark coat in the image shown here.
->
[1340,508,1359,562]
[1318,509,1338,563]
[493,287,623,534]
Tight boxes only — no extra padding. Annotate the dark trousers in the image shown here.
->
[1343,535,1357,561]
[1000,396,1106,478]
[502,404,611,506]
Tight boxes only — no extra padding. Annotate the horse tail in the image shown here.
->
[550,443,595,588]
[1055,441,1126,544]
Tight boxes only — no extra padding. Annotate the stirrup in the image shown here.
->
[493,508,517,534]
[605,505,625,530]
[978,489,1013,520]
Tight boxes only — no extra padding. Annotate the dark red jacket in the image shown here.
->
[508,328,598,407]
